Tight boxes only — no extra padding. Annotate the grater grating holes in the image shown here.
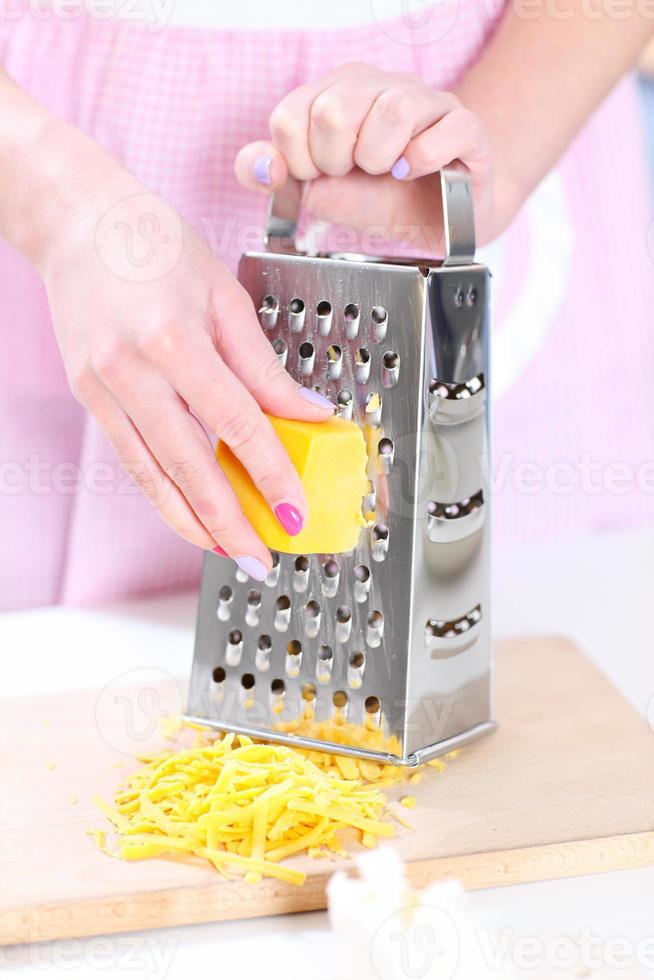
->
[240,672,255,706]
[286,639,303,677]
[378,437,394,474]
[210,666,226,702]
[316,645,334,683]
[353,564,371,602]
[293,556,310,593]
[245,589,262,627]
[364,695,382,727]
[265,553,281,588]
[371,524,389,562]
[348,651,366,689]
[270,678,286,714]
[226,629,243,666]
[302,682,317,704]
[272,337,287,368]
[355,347,371,383]
[381,350,400,387]
[326,344,343,380]
[343,303,360,339]
[322,559,340,597]
[298,341,314,376]
[336,605,352,643]
[332,690,348,718]
[217,585,233,621]
[255,634,273,672]
[304,599,321,638]
[288,297,305,332]
[336,388,353,419]
[259,294,279,330]
[365,391,382,426]
[367,610,384,647]
[316,300,332,336]
[274,595,292,631]
[371,306,388,342]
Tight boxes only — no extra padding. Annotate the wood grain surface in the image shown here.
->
[2,636,653,944]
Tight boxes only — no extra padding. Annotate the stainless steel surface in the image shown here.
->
[187,169,493,765]
[440,166,476,266]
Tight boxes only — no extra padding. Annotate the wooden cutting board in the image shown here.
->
[2,636,654,945]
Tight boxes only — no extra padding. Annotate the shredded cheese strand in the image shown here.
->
[91,726,458,885]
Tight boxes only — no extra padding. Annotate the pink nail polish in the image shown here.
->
[274,502,304,536]
[212,545,228,556]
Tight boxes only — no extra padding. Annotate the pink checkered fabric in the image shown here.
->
[0,5,653,609]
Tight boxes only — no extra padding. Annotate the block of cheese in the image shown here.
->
[216,414,369,554]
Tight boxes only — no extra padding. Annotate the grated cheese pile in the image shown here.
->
[91,724,458,887]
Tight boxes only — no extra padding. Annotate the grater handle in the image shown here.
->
[264,165,476,265]
[439,165,476,266]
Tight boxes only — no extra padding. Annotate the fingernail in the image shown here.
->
[298,386,336,410]
[253,154,272,186]
[391,156,410,180]
[274,502,304,536]
[235,556,268,581]
[212,545,228,556]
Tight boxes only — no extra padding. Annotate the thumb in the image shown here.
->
[234,141,288,193]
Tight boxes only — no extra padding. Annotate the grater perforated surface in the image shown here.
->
[189,254,488,761]
[187,170,494,765]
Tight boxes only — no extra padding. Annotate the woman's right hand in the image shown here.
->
[33,142,334,581]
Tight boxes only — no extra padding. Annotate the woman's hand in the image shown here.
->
[35,148,334,581]
[235,62,497,253]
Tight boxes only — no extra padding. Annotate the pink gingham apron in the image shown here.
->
[1,2,653,609]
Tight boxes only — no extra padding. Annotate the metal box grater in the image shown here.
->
[186,167,494,766]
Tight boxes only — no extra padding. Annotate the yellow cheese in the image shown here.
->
[216,414,369,554]
[91,720,460,886]
[92,731,397,887]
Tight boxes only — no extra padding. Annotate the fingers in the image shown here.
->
[268,61,380,180]
[78,380,218,552]
[307,74,400,177]
[143,323,316,538]
[390,107,491,182]
[105,372,275,576]
[236,65,489,209]
[234,140,288,193]
[206,277,336,420]
[355,87,459,175]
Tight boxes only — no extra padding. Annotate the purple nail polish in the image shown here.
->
[235,556,268,581]
[274,502,304,536]
[298,386,336,410]
[253,155,272,186]
[391,156,410,180]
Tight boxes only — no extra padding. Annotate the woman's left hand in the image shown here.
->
[235,62,497,252]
